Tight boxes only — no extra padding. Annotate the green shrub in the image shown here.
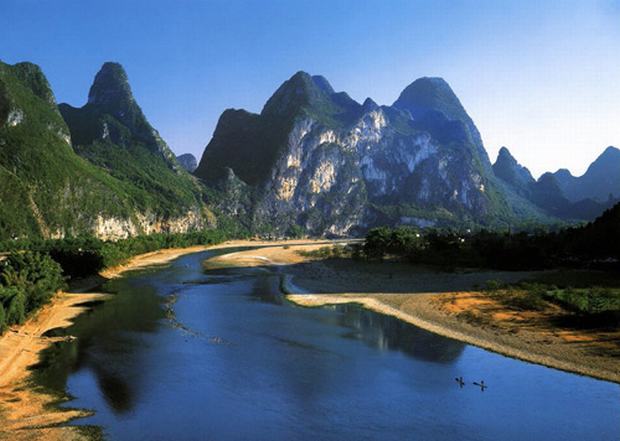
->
[1,252,65,312]
[484,280,504,290]
[0,303,5,332]
[544,287,620,315]
[5,289,26,325]
[298,245,351,260]
[0,252,65,330]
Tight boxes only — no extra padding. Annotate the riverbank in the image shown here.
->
[0,239,328,441]
[0,245,225,440]
[206,242,620,384]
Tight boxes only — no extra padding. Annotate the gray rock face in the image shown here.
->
[87,62,134,109]
[6,109,24,127]
[196,71,547,235]
[177,153,198,172]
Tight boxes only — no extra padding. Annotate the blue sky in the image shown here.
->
[1,0,619,177]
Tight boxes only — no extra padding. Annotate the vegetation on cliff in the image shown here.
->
[0,60,145,240]
[59,62,206,218]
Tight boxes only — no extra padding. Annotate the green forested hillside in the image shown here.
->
[0,61,140,239]
[58,62,207,217]
[0,61,212,241]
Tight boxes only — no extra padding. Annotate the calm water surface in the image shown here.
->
[35,249,619,441]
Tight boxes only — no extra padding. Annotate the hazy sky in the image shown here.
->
[1,0,619,177]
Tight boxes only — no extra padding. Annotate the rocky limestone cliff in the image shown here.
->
[92,208,212,241]
[196,72,549,235]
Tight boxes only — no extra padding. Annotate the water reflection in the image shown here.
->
[97,371,133,413]
[334,304,465,363]
[33,277,165,414]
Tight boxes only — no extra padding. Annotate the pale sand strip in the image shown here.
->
[286,290,620,384]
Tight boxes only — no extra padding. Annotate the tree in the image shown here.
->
[5,289,26,325]
[0,303,5,332]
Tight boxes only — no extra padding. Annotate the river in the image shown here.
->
[33,248,619,440]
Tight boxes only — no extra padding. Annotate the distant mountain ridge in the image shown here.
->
[552,146,620,202]
[492,147,535,198]
[492,146,619,220]
[195,71,552,235]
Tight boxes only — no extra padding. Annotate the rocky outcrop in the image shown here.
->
[92,209,210,241]
[176,153,198,172]
[6,109,24,127]
[196,72,548,235]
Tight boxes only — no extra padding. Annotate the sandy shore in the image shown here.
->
[0,239,324,441]
[206,242,620,384]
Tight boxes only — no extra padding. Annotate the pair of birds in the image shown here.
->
[455,376,487,390]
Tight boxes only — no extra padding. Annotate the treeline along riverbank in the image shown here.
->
[0,227,242,334]
[360,203,620,327]
[363,201,620,271]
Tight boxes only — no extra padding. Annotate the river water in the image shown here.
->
[34,249,619,440]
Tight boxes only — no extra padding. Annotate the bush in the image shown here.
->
[0,252,65,330]
[0,286,27,325]
[5,290,26,325]
[1,252,66,312]
[485,280,505,290]
[544,287,620,315]
[298,245,352,260]
[0,303,5,332]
